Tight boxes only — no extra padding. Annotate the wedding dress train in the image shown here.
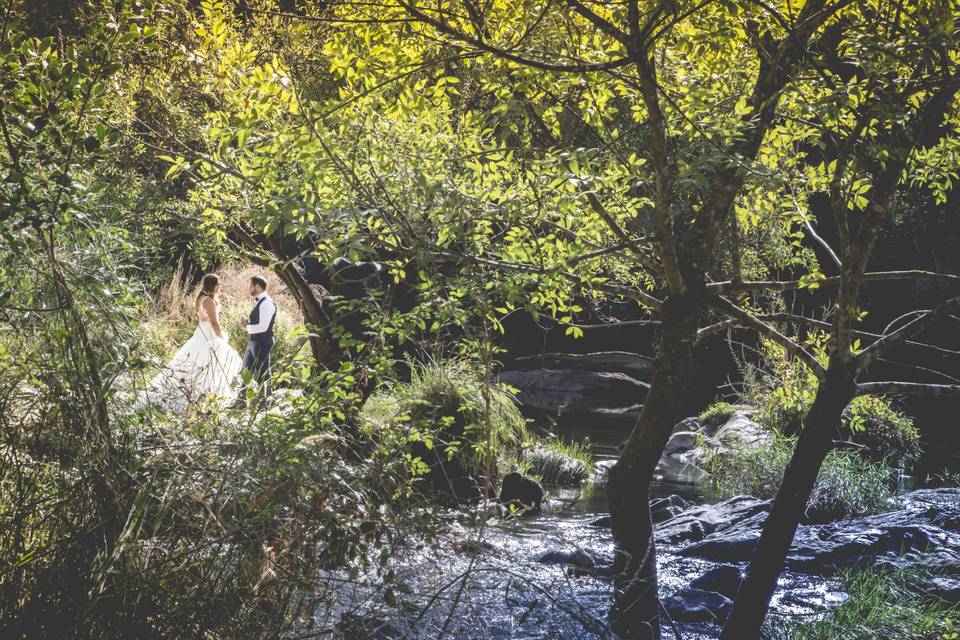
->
[141,302,244,412]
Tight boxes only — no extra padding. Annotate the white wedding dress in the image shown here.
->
[141,297,244,412]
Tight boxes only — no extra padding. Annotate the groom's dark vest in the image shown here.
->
[249,296,275,341]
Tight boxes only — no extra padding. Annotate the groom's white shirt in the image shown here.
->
[246,293,276,335]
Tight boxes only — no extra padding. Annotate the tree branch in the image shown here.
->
[857,294,960,370]
[708,296,827,380]
[707,270,960,294]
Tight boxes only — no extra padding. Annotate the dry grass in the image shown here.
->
[142,261,306,362]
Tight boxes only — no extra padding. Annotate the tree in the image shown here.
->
[719,3,960,637]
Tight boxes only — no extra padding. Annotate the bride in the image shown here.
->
[142,273,244,411]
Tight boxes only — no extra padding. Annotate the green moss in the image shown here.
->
[698,401,738,428]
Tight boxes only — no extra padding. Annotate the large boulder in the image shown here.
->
[498,369,646,427]
[652,410,772,485]
[662,489,960,575]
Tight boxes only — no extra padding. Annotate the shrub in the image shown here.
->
[361,360,527,497]
[770,566,957,640]
[522,438,593,486]
[698,401,738,428]
[842,395,921,467]
[703,431,896,518]
[739,338,821,435]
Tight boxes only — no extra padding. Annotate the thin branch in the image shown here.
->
[707,270,960,295]
[857,294,960,370]
[708,296,827,380]
[397,0,633,72]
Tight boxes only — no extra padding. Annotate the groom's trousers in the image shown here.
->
[243,335,274,394]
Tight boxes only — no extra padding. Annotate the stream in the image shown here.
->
[322,431,960,640]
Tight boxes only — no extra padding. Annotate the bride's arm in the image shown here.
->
[202,297,224,339]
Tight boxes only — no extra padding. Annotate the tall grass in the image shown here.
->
[702,432,896,517]
[772,566,957,640]
[522,438,593,486]
[362,359,528,477]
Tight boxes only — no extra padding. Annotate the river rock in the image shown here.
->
[536,547,597,572]
[712,410,769,453]
[651,495,694,524]
[653,411,772,485]
[499,472,545,513]
[498,369,646,427]
[663,588,732,623]
[689,564,744,598]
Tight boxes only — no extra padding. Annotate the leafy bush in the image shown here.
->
[703,431,896,518]
[771,566,957,640]
[843,395,921,467]
[740,337,822,435]
[521,438,593,486]
[698,402,738,428]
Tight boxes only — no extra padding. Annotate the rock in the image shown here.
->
[651,495,693,524]
[923,576,960,603]
[509,351,654,379]
[663,588,732,623]
[589,515,612,528]
[498,369,646,427]
[664,489,960,578]
[654,453,711,484]
[713,410,771,453]
[590,459,616,485]
[499,472,545,513]
[453,539,497,556]
[651,411,772,485]
[656,495,770,545]
[294,433,340,450]
[536,548,597,572]
[689,565,744,598]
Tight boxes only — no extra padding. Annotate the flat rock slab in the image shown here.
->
[663,489,960,575]
[498,369,646,427]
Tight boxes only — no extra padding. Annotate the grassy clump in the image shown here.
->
[363,360,528,480]
[703,431,896,517]
[698,401,739,428]
[843,395,921,467]
[522,438,593,486]
[772,566,957,640]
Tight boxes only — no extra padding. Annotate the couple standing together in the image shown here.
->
[147,273,277,410]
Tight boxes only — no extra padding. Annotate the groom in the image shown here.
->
[240,275,276,394]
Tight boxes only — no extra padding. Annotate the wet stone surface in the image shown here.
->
[325,488,960,639]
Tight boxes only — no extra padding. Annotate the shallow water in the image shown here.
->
[319,422,959,639]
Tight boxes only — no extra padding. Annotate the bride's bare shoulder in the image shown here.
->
[199,294,217,315]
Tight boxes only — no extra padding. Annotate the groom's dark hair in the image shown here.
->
[250,275,268,291]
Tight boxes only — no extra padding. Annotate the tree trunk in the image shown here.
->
[719,366,857,640]
[233,225,343,368]
[607,295,702,639]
